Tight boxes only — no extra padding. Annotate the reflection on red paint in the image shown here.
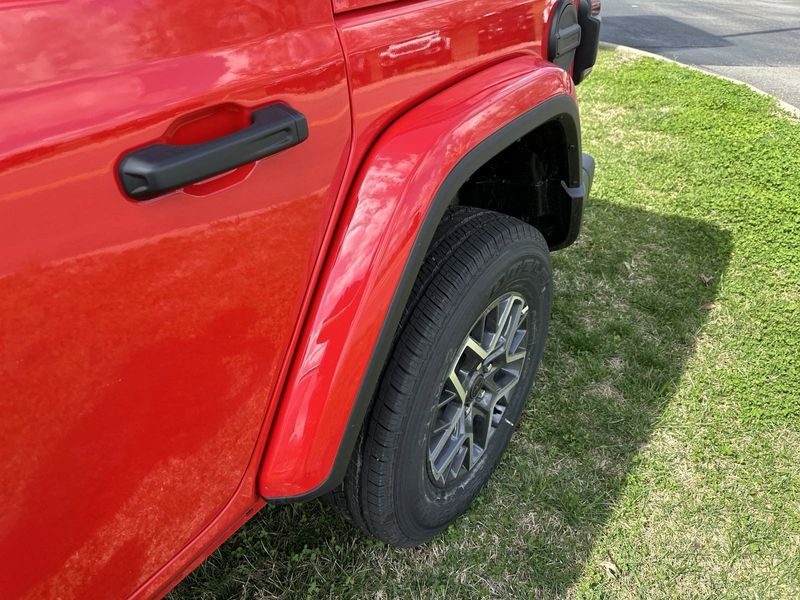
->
[338,0,545,167]
[0,0,350,598]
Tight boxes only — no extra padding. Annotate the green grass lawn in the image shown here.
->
[170,49,800,599]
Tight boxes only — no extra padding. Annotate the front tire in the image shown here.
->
[333,207,552,546]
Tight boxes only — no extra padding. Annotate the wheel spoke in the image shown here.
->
[506,346,527,365]
[470,392,492,416]
[492,370,521,402]
[448,370,468,401]
[467,434,483,468]
[436,388,458,409]
[432,418,453,435]
[470,407,492,450]
[483,375,500,393]
[488,298,515,352]
[432,430,467,480]
[505,303,529,363]
[429,405,464,467]
[469,314,489,354]
[464,336,489,360]
[450,442,469,477]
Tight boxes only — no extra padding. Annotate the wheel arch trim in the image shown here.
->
[258,57,582,501]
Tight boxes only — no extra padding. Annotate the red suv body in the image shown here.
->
[0,1,599,597]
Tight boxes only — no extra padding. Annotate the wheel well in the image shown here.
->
[454,120,574,249]
[261,97,582,502]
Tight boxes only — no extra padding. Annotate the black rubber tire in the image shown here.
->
[330,207,552,546]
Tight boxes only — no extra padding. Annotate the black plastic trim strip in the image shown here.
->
[552,152,595,251]
[573,0,602,85]
[265,94,583,503]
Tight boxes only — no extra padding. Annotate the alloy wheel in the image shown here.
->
[427,292,531,486]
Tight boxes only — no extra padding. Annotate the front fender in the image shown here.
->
[258,56,581,500]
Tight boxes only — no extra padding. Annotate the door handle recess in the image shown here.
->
[119,104,308,201]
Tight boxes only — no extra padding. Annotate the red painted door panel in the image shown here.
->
[0,1,349,598]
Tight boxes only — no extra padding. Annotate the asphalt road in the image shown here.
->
[600,0,800,107]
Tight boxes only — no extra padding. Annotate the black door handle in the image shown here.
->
[119,104,308,200]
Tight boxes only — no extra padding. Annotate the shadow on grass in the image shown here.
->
[170,200,732,599]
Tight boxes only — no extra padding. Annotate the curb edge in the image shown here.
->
[598,41,800,120]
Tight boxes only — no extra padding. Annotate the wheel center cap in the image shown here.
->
[469,375,485,399]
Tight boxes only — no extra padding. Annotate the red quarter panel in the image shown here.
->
[337,0,546,167]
